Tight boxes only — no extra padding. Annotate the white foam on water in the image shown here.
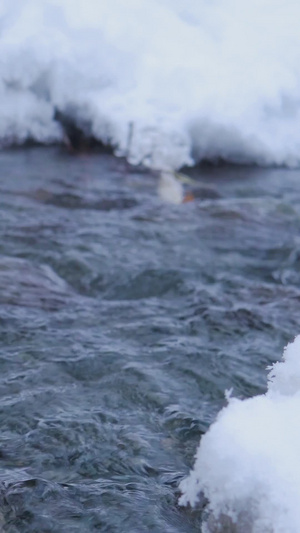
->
[179,336,300,533]
[1,0,300,169]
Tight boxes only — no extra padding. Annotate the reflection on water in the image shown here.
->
[0,148,300,531]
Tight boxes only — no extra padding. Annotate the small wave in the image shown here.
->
[0,256,72,310]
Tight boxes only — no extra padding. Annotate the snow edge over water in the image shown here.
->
[1,0,300,170]
[179,336,300,533]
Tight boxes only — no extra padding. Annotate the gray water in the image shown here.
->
[0,148,300,532]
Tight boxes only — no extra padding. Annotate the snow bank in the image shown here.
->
[179,336,300,533]
[1,0,300,169]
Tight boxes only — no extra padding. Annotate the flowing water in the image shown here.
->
[0,148,300,532]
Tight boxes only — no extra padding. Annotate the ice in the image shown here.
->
[1,0,300,169]
[179,336,300,533]
[157,172,184,204]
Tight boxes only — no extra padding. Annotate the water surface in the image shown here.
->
[0,148,299,532]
